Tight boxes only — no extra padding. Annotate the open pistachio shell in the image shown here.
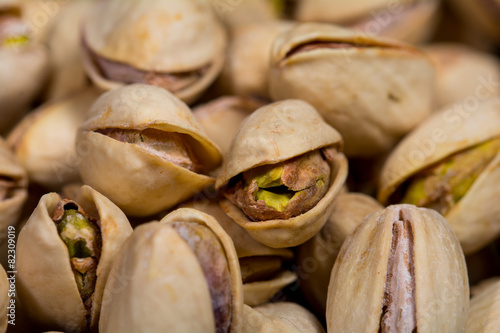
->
[467,278,500,332]
[217,99,347,248]
[295,0,439,44]
[424,43,500,109]
[180,200,296,306]
[326,205,469,332]
[82,0,226,104]
[297,192,382,316]
[8,88,100,190]
[77,84,222,217]
[269,23,434,157]
[0,265,8,333]
[0,137,27,239]
[242,302,325,333]
[379,98,500,254]
[17,185,132,332]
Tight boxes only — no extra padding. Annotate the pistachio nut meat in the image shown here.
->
[81,0,226,104]
[294,0,440,44]
[0,137,27,239]
[77,84,222,217]
[216,99,347,248]
[0,265,8,333]
[326,204,469,332]
[17,185,132,333]
[269,23,435,157]
[100,208,243,333]
[181,200,297,306]
[379,98,500,254]
[0,0,49,133]
[467,278,500,332]
[8,88,100,190]
[297,192,383,317]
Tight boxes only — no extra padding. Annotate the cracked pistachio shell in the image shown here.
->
[242,302,325,333]
[100,208,243,333]
[379,98,500,254]
[193,96,265,156]
[180,200,296,306]
[8,88,100,190]
[450,0,500,43]
[82,0,226,104]
[17,185,132,333]
[295,0,439,44]
[297,192,382,316]
[216,100,347,248]
[0,265,7,333]
[424,43,500,109]
[326,205,469,332]
[77,84,222,217]
[0,137,27,237]
[269,23,434,157]
[467,278,500,332]
[217,20,295,99]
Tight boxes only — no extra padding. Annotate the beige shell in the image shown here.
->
[77,84,222,217]
[180,199,296,306]
[8,88,100,190]
[82,0,226,104]
[193,96,265,156]
[16,185,133,332]
[466,278,500,332]
[212,0,278,29]
[0,137,27,239]
[216,99,347,248]
[424,43,500,109]
[379,98,500,254]
[0,265,8,333]
[269,23,434,157]
[242,302,325,333]
[217,20,295,98]
[326,204,469,332]
[296,192,382,316]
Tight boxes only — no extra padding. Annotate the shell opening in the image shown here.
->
[239,256,283,284]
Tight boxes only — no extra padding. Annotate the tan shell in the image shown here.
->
[217,20,295,98]
[216,100,347,248]
[77,84,222,217]
[379,98,500,254]
[242,302,325,333]
[467,278,500,332]
[16,185,133,332]
[212,0,278,28]
[0,137,27,239]
[326,205,469,332]
[0,265,8,333]
[193,96,265,156]
[180,200,296,306]
[8,88,100,190]
[424,43,500,109]
[269,23,434,157]
[82,0,226,104]
[296,192,382,316]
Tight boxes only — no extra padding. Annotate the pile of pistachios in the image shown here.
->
[1,0,500,332]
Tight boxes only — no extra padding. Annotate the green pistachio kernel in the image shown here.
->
[255,189,294,212]
[57,209,99,259]
[2,35,29,47]
[255,166,284,188]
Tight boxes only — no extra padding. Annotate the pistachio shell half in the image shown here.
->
[17,185,132,332]
[217,100,347,248]
[326,204,469,332]
[77,84,222,217]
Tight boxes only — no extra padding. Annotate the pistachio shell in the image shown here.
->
[17,185,132,332]
[242,302,325,333]
[379,98,500,254]
[212,0,278,28]
[467,279,500,332]
[326,205,469,332]
[82,0,226,104]
[242,270,297,307]
[77,84,222,216]
[297,192,382,316]
[0,265,8,333]
[8,88,100,190]
[269,23,434,156]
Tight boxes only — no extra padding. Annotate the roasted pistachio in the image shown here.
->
[379,98,500,254]
[326,205,469,332]
[269,23,434,157]
[17,185,132,332]
[77,84,222,217]
[466,278,500,332]
[217,100,347,248]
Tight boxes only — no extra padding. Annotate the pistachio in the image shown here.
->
[466,278,500,332]
[326,205,469,332]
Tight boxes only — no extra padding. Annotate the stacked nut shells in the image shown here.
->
[2,0,500,332]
